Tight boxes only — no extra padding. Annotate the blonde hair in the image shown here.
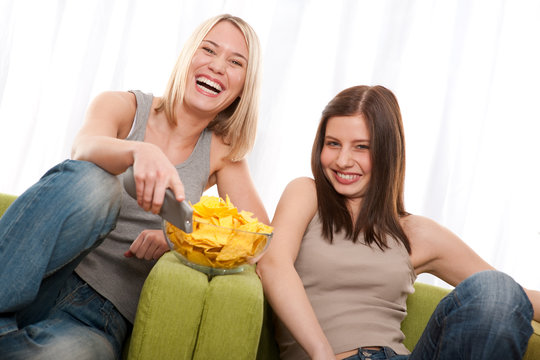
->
[156,14,262,161]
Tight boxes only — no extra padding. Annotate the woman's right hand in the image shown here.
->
[71,91,184,214]
[132,142,185,214]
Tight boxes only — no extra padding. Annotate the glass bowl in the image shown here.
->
[163,220,272,276]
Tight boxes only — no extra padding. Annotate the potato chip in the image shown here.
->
[165,195,273,271]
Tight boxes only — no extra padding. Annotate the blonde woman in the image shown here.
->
[0,14,268,359]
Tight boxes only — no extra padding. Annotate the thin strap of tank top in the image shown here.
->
[127,90,153,141]
[128,89,212,170]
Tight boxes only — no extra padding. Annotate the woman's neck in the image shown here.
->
[175,101,218,131]
[145,99,213,164]
[346,197,363,223]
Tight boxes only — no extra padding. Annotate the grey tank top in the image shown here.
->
[75,90,212,323]
[275,213,416,358]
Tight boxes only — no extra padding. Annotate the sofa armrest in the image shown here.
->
[127,252,209,359]
[525,321,540,360]
[402,282,540,359]
[193,264,264,359]
[0,193,17,217]
[402,282,450,351]
[128,252,264,360]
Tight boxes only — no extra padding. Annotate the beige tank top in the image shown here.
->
[275,213,416,359]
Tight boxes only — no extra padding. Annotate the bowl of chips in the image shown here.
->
[163,195,273,276]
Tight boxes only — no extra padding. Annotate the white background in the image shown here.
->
[1,0,539,289]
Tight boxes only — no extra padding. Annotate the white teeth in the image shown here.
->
[196,77,222,94]
[337,172,356,180]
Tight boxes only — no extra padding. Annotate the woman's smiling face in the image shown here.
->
[320,114,372,202]
[184,20,248,117]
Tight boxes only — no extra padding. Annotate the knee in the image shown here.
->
[64,160,121,202]
[460,271,525,302]
[44,160,122,214]
[37,329,116,360]
[9,160,121,223]
[0,324,117,360]
[76,163,122,212]
[457,271,533,324]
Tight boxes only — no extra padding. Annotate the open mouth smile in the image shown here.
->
[335,171,360,184]
[196,76,224,96]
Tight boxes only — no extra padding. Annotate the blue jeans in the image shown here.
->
[0,160,127,359]
[343,347,408,360]
[344,271,533,360]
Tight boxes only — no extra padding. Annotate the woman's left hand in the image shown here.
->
[124,229,169,260]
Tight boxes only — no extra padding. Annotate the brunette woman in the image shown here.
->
[257,85,539,360]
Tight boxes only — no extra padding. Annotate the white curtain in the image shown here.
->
[1,0,539,290]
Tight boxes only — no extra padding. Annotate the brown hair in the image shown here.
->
[311,85,410,252]
[156,14,262,161]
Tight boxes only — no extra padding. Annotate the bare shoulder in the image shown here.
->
[259,177,318,266]
[401,214,446,272]
[401,214,457,254]
[75,91,138,140]
[209,132,232,172]
[400,214,442,238]
[210,132,230,153]
[280,177,317,206]
[285,176,316,194]
[273,177,317,225]
[86,91,136,122]
[89,91,136,112]
[87,91,137,139]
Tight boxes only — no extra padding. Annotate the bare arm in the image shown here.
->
[71,91,140,174]
[71,91,184,212]
[256,178,335,360]
[215,157,269,224]
[406,215,540,322]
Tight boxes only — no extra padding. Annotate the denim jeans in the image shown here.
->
[0,160,126,359]
[343,346,408,360]
[344,271,533,360]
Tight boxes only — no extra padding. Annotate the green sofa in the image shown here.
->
[1,193,539,359]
